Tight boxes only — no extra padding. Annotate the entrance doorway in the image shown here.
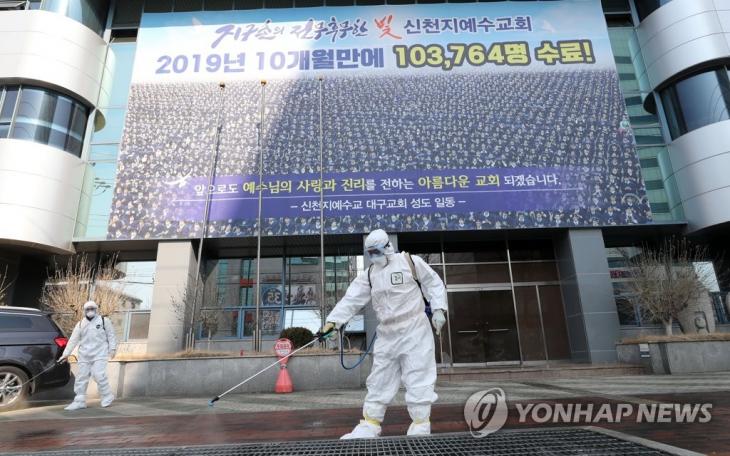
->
[448,289,521,364]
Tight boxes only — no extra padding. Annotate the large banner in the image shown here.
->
[108,0,652,240]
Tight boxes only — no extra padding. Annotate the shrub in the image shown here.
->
[279,327,315,349]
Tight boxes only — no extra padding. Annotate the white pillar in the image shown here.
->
[146,241,198,354]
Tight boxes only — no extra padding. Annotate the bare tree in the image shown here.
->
[170,275,222,351]
[41,254,127,335]
[621,237,714,336]
[199,309,220,351]
[0,265,12,306]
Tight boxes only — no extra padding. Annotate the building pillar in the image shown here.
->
[555,229,620,363]
[363,233,398,348]
[146,241,199,354]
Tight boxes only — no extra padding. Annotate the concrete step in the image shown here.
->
[437,363,648,382]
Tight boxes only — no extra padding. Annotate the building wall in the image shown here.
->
[0,140,87,253]
[632,0,730,233]
[0,10,109,107]
[0,10,109,253]
[556,229,621,363]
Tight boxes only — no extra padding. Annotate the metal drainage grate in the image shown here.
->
[6,428,681,456]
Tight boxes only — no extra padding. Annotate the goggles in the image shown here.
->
[366,242,390,259]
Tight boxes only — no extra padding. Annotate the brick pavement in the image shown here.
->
[1,374,729,454]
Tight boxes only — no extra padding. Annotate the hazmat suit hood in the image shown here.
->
[83,301,98,321]
[365,229,394,266]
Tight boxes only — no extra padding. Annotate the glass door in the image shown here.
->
[448,289,521,364]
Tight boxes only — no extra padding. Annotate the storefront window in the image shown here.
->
[199,254,361,340]
[283,309,320,333]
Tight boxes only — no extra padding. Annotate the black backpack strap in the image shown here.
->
[404,252,425,294]
[367,264,373,288]
[405,252,433,316]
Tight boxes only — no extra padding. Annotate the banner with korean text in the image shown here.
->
[108,0,651,240]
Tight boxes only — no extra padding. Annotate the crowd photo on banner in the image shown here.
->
[106,0,652,241]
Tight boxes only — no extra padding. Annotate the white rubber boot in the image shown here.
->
[407,420,431,436]
[101,394,115,408]
[64,401,86,411]
[340,420,382,439]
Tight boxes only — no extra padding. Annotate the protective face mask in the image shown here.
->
[85,310,96,320]
[371,255,387,266]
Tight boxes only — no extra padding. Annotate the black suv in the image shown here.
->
[0,306,71,411]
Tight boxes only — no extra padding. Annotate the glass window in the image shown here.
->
[413,253,442,265]
[509,239,555,261]
[601,0,631,13]
[90,144,119,161]
[261,284,284,307]
[443,241,507,263]
[84,161,118,238]
[324,255,360,316]
[660,67,730,139]
[511,262,559,283]
[145,0,173,12]
[283,309,320,333]
[243,310,255,336]
[128,312,151,339]
[645,180,664,190]
[207,259,242,308]
[80,261,156,341]
[42,0,110,36]
[175,0,203,11]
[101,261,156,311]
[633,127,665,146]
[261,309,281,336]
[195,255,363,340]
[112,0,143,28]
[0,86,19,124]
[650,202,670,213]
[0,314,53,332]
[266,0,293,7]
[445,264,511,284]
[204,309,238,338]
[286,257,321,307]
[107,43,137,108]
[8,86,88,157]
[91,108,126,144]
[205,0,232,10]
[234,0,262,7]
[634,0,673,22]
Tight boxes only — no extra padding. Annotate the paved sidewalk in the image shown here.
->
[4,372,730,421]
[1,373,729,454]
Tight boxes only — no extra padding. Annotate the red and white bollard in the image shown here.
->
[274,338,293,394]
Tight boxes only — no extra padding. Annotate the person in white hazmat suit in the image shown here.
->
[60,300,117,410]
[320,229,447,439]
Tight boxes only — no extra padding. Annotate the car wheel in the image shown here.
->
[0,366,29,411]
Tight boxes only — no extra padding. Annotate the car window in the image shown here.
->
[0,314,54,332]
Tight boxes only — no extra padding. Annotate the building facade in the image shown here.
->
[1,0,729,365]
